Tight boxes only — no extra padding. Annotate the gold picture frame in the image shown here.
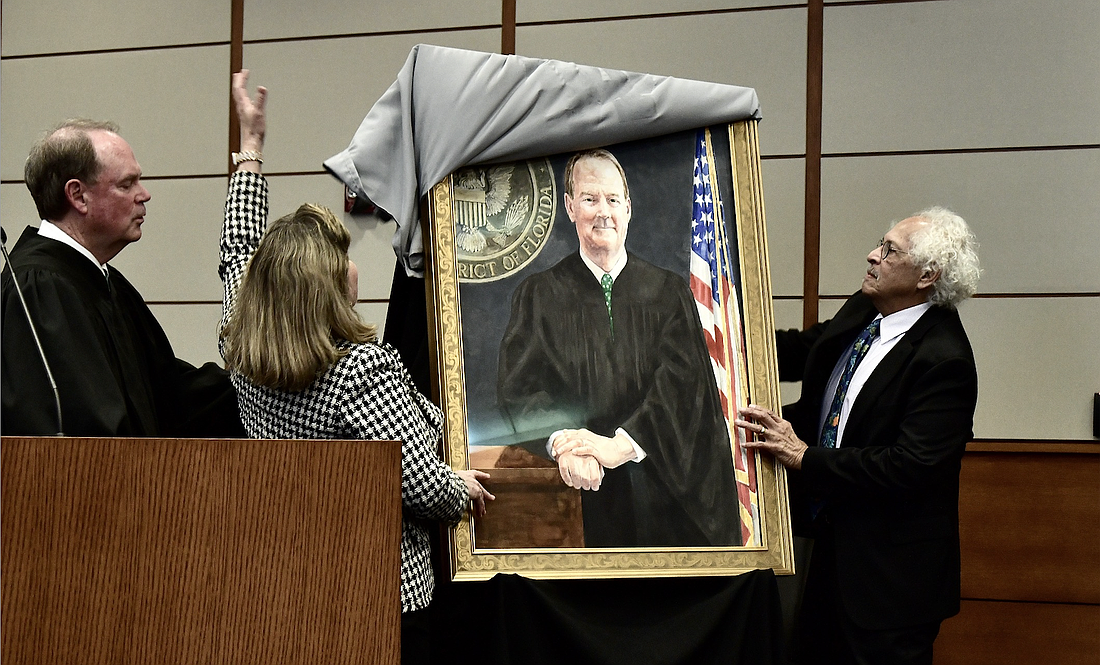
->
[423,120,793,580]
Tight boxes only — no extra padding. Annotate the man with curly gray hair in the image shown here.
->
[905,206,982,309]
[735,208,980,664]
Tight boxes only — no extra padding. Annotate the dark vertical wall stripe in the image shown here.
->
[502,0,517,54]
[803,0,824,327]
[229,0,245,174]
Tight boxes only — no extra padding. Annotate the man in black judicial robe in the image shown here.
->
[498,149,741,548]
[1,120,243,438]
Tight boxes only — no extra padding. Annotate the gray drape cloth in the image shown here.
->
[324,44,761,277]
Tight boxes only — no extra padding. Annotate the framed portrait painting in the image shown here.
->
[423,120,793,580]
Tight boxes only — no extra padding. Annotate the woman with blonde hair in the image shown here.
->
[219,70,492,664]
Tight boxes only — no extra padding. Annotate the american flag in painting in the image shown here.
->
[688,129,761,546]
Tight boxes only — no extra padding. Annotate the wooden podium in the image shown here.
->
[1,436,401,665]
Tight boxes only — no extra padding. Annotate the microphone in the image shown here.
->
[1,225,65,435]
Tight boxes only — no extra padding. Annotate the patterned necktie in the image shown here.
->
[819,318,881,448]
[600,273,614,336]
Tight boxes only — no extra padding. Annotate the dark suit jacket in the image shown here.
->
[777,292,977,630]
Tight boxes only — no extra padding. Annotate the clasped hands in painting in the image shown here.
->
[550,428,637,491]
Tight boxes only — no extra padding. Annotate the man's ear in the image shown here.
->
[917,267,941,291]
[65,179,89,214]
[563,192,576,223]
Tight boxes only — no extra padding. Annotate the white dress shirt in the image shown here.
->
[818,302,933,447]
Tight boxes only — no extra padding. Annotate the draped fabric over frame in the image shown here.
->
[324,44,761,276]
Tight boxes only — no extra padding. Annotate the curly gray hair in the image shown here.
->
[905,206,981,309]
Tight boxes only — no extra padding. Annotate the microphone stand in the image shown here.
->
[1,227,64,435]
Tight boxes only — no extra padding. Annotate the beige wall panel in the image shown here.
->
[150,274,391,371]
[264,174,398,301]
[772,298,802,333]
[1,183,39,233]
[154,302,389,370]
[516,9,807,156]
[3,173,396,304]
[818,150,1100,296]
[773,298,803,406]
[777,295,840,408]
[781,299,844,328]
[1,0,230,57]
[518,0,795,23]
[779,297,1097,439]
[818,298,843,322]
[778,382,802,414]
[241,30,501,174]
[109,178,227,302]
[4,180,224,303]
[149,304,225,367]
[354,302,391,339]
[243,0,499,41]
[761,158,804,298]
[822,0,1100,152]
[961,297,1099,440]
[1,47,230,180]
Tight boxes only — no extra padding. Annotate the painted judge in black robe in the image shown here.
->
[2,120,242,438]
[497,149,740,548]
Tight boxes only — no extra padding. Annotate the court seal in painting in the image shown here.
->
[454,158,556,283]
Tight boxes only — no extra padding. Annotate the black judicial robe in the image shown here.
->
[498,252,741,547]
[1,226,244,438]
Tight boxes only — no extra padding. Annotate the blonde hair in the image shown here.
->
[222,203,376,391]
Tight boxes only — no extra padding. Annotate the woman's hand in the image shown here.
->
[735,404,808,470]
[231,70,267,157]
[455,469,495,518]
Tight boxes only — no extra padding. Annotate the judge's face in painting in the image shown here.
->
[564,155,631,272]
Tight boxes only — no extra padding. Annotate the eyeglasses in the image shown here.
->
[877,238,910,261]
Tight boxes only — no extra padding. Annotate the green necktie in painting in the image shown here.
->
[601,273,614,337]
[819,318,881,448]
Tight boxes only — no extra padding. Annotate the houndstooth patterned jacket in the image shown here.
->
[219,171,467,613]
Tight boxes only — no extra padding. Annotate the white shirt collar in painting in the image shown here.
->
[580,250,627,284]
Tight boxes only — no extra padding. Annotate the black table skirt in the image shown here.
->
[429,571,784,665]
